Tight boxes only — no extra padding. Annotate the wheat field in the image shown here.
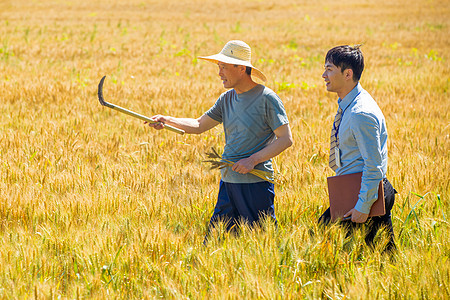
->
[0,0,449,298]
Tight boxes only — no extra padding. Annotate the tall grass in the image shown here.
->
[0,0,448,298]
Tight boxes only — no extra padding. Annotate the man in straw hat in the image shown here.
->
[147,40,293,237]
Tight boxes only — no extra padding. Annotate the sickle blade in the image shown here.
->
[97,76,113,108]
[96,75,184,135]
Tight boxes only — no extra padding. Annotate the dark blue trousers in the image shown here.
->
[208,180,277,232]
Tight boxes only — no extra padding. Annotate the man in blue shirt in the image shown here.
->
[147,40,293,237]
[319,45,396,252]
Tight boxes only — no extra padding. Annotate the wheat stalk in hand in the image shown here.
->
[203,148,276,184]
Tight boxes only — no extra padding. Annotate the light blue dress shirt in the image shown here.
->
[335,83,388,214]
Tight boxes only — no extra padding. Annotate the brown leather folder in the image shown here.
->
[327,172,385,221]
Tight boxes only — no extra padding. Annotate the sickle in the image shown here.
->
[97,76,185,135]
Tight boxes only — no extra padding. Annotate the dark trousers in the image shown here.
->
[319,178,397,252]
[204,180,276,244]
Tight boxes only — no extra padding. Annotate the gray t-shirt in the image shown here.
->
[206,84,289,183]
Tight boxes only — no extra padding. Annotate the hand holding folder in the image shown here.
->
[327,172,385,222]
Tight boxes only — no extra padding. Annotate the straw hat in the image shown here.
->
[198,40,267,82]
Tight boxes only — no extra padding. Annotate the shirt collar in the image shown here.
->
[338,83,363,111]
[236,84,264,101]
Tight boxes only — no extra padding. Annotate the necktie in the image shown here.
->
[329,107,343,171]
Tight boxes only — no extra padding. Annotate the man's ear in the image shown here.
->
[239,65,247,74]
[344,68,354,81]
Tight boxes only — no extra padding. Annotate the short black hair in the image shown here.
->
[325,45,364,82]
